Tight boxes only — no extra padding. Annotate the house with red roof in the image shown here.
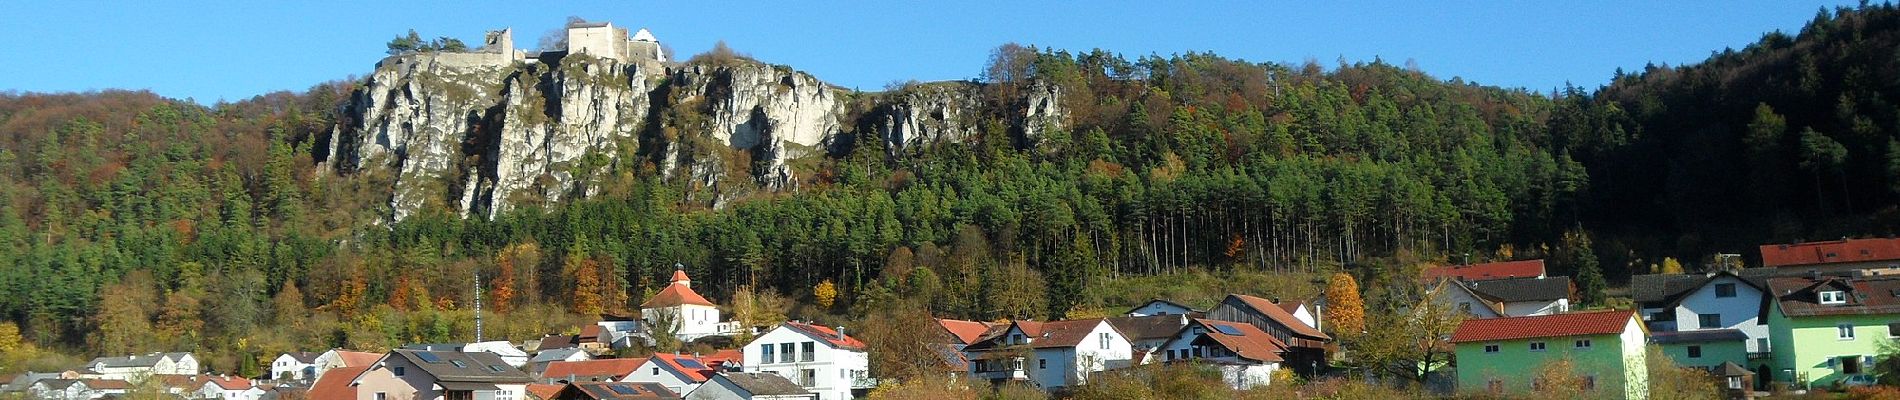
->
[621,353,721,397]
[539,359,645,383]
[306,365,366,400]
[959,318,1134,391]
[1150,318,1287,389]
[1421,259,1548,282]
[740,322,872,400]
[1206,294,1333,376]
[312,349,382,382]
[192,374,262,400]
[1758,237,1900,272]
[640,268,742,343]
[1450,310,1648,399]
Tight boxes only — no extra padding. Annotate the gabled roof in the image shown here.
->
[779,322,866,351]
[1124,299,1199,315]
[1226,294,1331,341]
[1275,300,1305,315]
[542,359,643,381]
[1760,238,1900,267]
[712,372,812,396]
[639,283,714,308]
[1630,271,1766,309]
[1450,310,1639,343]
[645,353,716,383]
[531,348,591,364]
[88,352,189,369]
[1024,319,1116,349]
[1432,279,1506,317]
[564,381,680,400]
[1766,275,1900,317]
[1464,276,1572,302]
[197,375,252,391]
[1106,315,1187,342]
[1422,260,1546,282]
[935,319,998,345]
[281,352,320,364]
[306,366,365,400]
[387,350,533,384]
[1191,319,1286,363]
[526,383,565,400]
[83,379,131,390]
[325,350,382,367]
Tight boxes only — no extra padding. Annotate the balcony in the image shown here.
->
[852,377,880,389]
[1748,352,1773,361]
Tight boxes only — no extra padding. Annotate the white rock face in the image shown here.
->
[324,54,1063,222]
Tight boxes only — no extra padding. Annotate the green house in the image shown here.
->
[1451,310,1649,400]
[1764,274,1900,388]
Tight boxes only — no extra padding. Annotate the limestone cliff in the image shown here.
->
[322,53,1064,222]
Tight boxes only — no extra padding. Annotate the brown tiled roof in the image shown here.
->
[1422,259,1547,282]
[307,366,365,399]
[541,359,642,381]
[639,283,714,308]
[701,349,742,370]
[390,350,533,384]
[84,379,131,390]
[936,319,997,345]
[540,335,580,350]
[1229,294,1330,340]
[1767,275,1900,317]
[713,372,811,396]
[1761,238,1900,267]
[526,383,565,400]
[198,375,252,390]
[1464,276,1573,302]
[1106,315,1187,342]
[1193,319,1286,363]
[1025,319,1112,349]
[781,322,866,351]
[566,381,680,399]
[1275,301,1305,315]
[334,351,381,367]
[1450,310,1637,343]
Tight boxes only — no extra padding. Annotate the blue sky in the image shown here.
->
[0,1,1860,104]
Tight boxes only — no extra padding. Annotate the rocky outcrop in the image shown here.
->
[323,53,1064,223]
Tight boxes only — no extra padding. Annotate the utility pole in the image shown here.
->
[474,271,484,342]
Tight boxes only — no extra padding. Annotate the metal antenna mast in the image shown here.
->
[474,272,484,342]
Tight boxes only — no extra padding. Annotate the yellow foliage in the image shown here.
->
[814,280,838,308]
[1323,272,1366,337]
[1661,257,1686,274]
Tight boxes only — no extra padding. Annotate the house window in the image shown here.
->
[800,369,816,387]
[1699,313,1722,329]
[1889,322,1900,338]
[1010,334,1024,344]
[1840,324,1857,340]
[1192,348,1202,358]
[780,343,796,363]
[1574,339,1592,349]
[1715,283,1736,298]
[1757,338,1770,352]
[1190,327,1203,336]
[1529,342,1546,352]
[375,393,387,400]
[1727,376,1743,389]
[1687,346,1702,358]
[1483,344,1500,353]
[1820,290,1847,304]
[762,344,775,364]
[1841,356,1863,375]
[393,366,404,376]
[652,367,659,375]
[801,342,815,362]
[1038,359,1047,369]
[1099,333,1110,350]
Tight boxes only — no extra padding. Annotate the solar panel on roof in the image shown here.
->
[449,360,467,368]
[608,385,638,395]
[1213,325,1245,336]
[676,359,705,369]
[415,352,443,363]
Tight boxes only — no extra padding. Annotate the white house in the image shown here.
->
[641,269,741,342]
[29,379,128,400]
[269,352,319,381]
[1429,279,1507,319]
[742,322,872,400]
[528,347,594,377]
[463,341,531,368]
[1634,270,1770,353]
[347,350,532,400]
[620,353,718,396]
[1124,299,1198,317]
[82,353,198,380]
[1276,300,1319,331]
[310,349,380,381]
[962,318,1134,391]
[687,372,818,400]
[1150,319,1285,389]
[192,375,262,400]
[1462,276,1573,317]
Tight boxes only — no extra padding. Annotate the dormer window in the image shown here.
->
[1820,290,1848,305]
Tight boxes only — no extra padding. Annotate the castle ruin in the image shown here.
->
[379,20,667,73]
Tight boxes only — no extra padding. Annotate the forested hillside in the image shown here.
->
[1,4,1897,377]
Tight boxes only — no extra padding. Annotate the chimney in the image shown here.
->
[836,326,846,340]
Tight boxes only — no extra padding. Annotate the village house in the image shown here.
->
[1756,237,1900,275]
[81,353,198,380]
[1450,310,1649,400]
[1631,270,1768,373]
[1206,294,1331,375]
[348,350,533,400]
[1763,272,1900,388]
[28,379,129,400]
[1150,318,1286,389]
[961,318,1133,391]
[191,375,262,400]
[527,383,566,400]
[540,359,645,383]
[1124,299,1199,317]
[1421,259,1548,282]
[1463,276,1574,316]
[1428,279,1507,319]
[305,366,366,400]
[741,322,871,400]
[620,353,721,397]
[311,349,381,382]
[553,381,680,400]
[641,269,744,343]
[531,348,596,377]
[685,372,816,400]
[270,352,320,381]
[931,319,1005,373]
[1106,315,1189,361]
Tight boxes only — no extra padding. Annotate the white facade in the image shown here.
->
[29,381,123,400]
[85,353,198,380]
[1501,298,1569,317]
[464,341,531,367]
[619,358,704,396]
[194,381,264,400]
[1147,322,1280,389]
[1127,301,1195,317]
[1286,304,1317,330]
[1669,275,1770,353]
[686,374,816,400]
[1432,283,1504,319]
[270,354,317,381]
[1034,322,1132,389]
[743,325,870,400]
